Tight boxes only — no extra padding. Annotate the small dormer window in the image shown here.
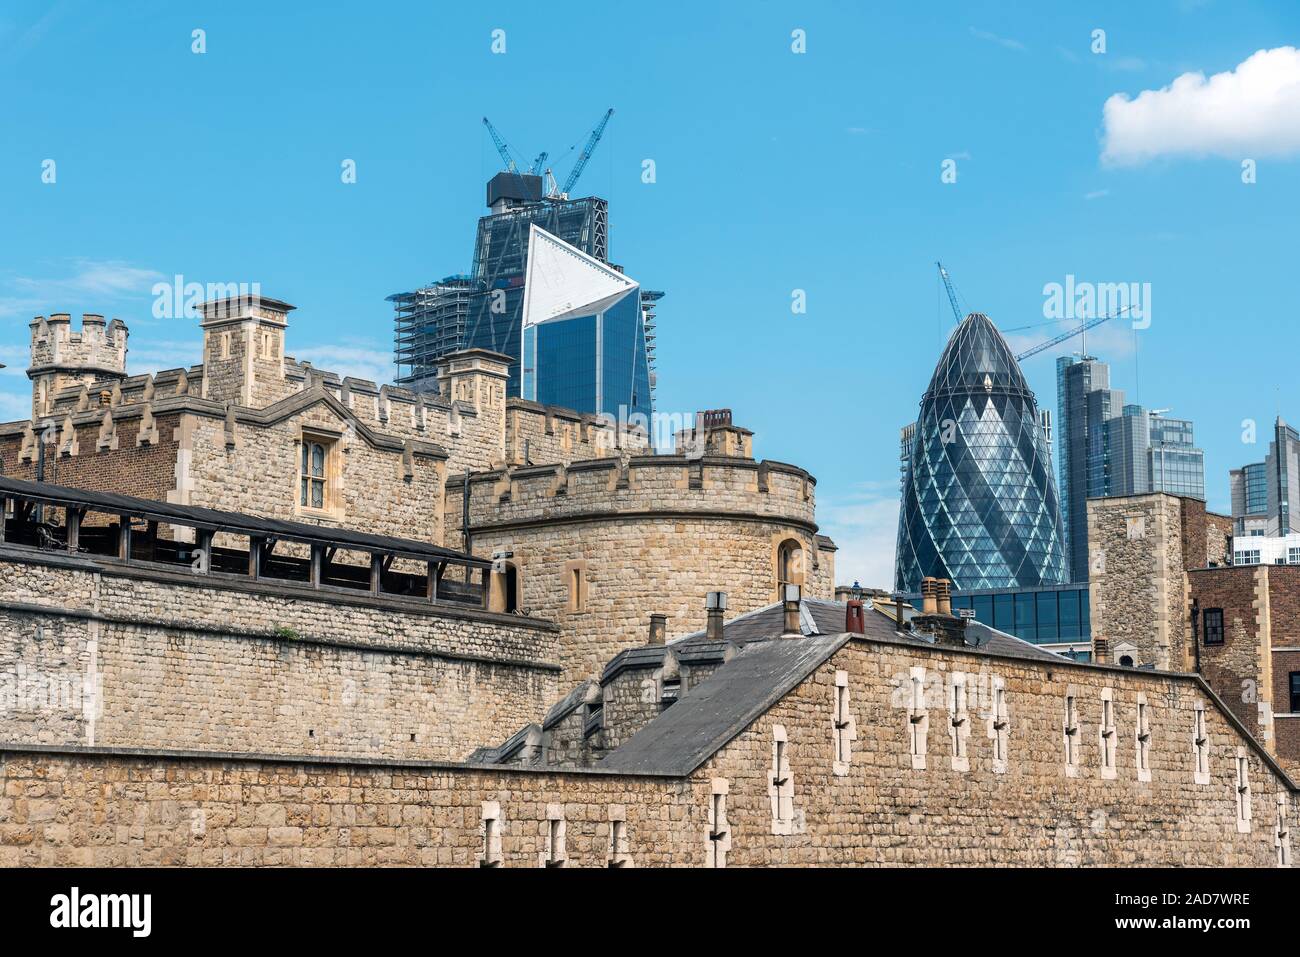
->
[584,700,603,738]
[660,677,681,710]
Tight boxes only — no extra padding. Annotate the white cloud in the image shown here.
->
[970,27,1025,52]
[0,259,164,322]
[1102,46,1300,165]
[0,391,30,422]
[293,341,395,385]
[1084,188,1109,200]
[818,481,899,592]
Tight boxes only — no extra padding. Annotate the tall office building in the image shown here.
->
[895,313,1067,592]
[1056,356,1121,582]
[1230,417,1300,536]
[1056,356,1205,581]
[392,170,657,420]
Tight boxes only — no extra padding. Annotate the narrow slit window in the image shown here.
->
[1099,691,1117,777]
[1064,693,1079,774]
[1193,703,1210,784]
[1135,698,1152,781]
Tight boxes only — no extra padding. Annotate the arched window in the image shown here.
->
[1119,655,1134,668]
[776,539,804,597]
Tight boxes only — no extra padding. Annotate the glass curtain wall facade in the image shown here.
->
[895,313,1067,592]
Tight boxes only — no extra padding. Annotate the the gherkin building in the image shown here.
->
[895,312,1067,592]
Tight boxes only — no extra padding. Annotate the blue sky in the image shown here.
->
[3,0,1300,587]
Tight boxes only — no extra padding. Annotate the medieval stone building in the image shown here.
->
[0,300,1294,867]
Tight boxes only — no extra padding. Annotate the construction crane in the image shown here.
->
[934,261,1132,361]
[528,151,548,175]
[482,117,518,172]
[560,108,614,196]
[936,261,964,323]
[1013,306,1133,361]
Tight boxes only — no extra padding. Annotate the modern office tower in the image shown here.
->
[898,421,916,493]
[1055,357,1204,581]
[1230,462,1270,536]
[1056,356,1122,581]
[895,313,1067,592]
[519,225,651,419]
[1231,417,1300,536]
[391,170,656,420]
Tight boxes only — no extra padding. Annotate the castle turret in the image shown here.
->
[199,294,295,408]
[28,313,128,420]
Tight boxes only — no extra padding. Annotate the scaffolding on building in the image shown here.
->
[641,289,663,407]
[391,275,482,391]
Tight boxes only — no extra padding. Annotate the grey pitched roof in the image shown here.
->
[598,633,850,776]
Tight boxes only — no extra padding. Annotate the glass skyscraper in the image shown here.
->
[1231,417,1300,536]
[1056,356,1205,580]
[895,313,1067,592]
[392,170,656,420]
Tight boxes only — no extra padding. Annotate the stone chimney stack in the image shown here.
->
[648,613,667,646]
[782,584,802,636]
[1093,637,1110,665]
[705,593,727,641]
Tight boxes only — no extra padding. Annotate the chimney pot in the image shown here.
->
[705,592,727,641]
[648,613,667,646]
[920,577,938,615]
[845,599,865,635]
[935,578,952,616]
[1093,637,1109,666]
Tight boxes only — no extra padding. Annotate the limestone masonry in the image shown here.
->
[0,298,1294,867]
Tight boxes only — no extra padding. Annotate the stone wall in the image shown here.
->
[0,635,1293,867]
[450,456,831,683]
[700,638,1296,867]
[0,552,560,763]
[1088,493,1189,670]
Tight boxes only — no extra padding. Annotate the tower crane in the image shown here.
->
[482,117,518,172]
[559,108,614,196]
[933,261,1133,361]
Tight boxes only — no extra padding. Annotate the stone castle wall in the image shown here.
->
[0,635,1292,867]
[0,552,560,763]
[1088,493,1190,670]
[448,456,833,683]
[699,638,1295,867]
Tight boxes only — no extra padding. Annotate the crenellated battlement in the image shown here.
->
[27,313,130,418]
[450,454,817,532]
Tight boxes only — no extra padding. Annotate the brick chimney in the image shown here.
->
[648,613,667,646]
[782,584,802,636]
[909,578,967,646]
[705,592,727,641]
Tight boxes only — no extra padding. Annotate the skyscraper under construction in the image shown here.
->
[391,115,658,421]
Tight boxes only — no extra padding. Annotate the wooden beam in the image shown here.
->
[370,554,383,595]
[0,496,7,544]
[65,507,82,553]
[310,544,323,588]
[196,530,213,574]
[426,561,439,601]
[249,536,263,578]
[481,567,491,608]
[118,517,132,561]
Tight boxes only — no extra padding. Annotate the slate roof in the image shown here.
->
[598,633,851,776]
